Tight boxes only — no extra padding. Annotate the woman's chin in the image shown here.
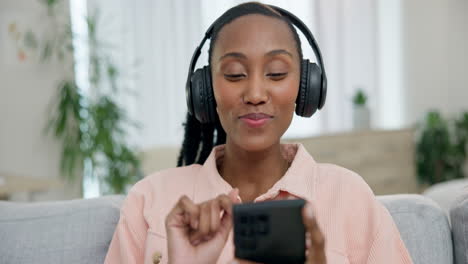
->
[234,134,278,153]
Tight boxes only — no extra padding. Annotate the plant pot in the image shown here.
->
[353,105,371,130]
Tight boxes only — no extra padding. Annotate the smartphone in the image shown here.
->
[233,199,306,264]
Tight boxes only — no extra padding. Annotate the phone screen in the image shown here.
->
[233,199,306,264]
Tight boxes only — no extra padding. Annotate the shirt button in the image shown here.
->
[152,251,162,264]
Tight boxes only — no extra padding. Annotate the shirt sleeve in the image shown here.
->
[104,181,151,264]
[104,214,145,263]
[366,204,414,264]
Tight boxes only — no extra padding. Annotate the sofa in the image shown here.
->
[1,186,467,264]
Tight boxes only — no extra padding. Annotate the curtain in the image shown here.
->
[315,0,380,132]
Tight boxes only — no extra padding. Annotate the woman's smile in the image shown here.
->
[239,112,274,128]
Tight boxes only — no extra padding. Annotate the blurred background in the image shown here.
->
[0,0,467,202]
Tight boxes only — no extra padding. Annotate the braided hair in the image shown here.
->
[177,2,303,167]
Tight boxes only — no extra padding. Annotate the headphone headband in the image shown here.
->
[270,6,326,78]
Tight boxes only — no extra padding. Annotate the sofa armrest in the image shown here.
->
[450,192,468,264]
[378,194,452,264]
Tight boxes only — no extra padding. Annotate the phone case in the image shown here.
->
[233,199,306,264]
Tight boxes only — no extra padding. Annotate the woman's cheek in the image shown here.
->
[214,82,240,115]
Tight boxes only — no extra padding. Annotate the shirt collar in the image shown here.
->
[192,143,317,204]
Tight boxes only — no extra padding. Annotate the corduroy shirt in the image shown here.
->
[104,143,413,264]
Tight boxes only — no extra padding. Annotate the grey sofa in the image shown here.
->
[1,192,467,264]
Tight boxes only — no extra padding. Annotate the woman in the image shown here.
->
[104,2,413,264]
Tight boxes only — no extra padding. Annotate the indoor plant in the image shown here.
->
[10,0,142,194]
[416,111,468,185]
[352,88,370,130]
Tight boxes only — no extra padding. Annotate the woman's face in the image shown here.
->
[211,14,300,152]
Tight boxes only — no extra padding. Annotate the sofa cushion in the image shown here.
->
[378,194,453,264]
[450,191,468,264]
[0,195,125,264]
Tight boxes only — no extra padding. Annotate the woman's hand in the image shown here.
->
[165,189,240,264]
[303,203,327,264]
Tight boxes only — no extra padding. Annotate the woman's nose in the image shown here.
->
[242,75,269,106]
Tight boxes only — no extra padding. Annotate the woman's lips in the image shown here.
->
[239,113,273,128]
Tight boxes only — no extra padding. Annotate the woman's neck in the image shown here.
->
[218,140,290,202]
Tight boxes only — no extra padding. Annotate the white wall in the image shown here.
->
[401,0,468,125]
[0,0,81,200]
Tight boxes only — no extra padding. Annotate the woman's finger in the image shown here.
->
[166,195,199,228]
[179,195,200,229]
[218,194,234,230]
[303,203,326,264]
[218,195,233,216]
[190,194,235,244]
[200,202,212,235]
[228,188,241,204]
[210,197,221,233]
[190,202,212,243]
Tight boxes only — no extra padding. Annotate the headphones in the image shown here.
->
[186,5,327,124]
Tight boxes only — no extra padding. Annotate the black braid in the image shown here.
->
[177,2,303,167]
[177,113,202,166]
[198,122,215,163]
[177,113,225,166]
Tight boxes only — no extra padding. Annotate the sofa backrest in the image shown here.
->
[0,195,124,264]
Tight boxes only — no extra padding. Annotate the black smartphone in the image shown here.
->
[233,199,306,264]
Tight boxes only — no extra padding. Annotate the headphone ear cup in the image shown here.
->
[190,68,207,123]
[190,66,216,124]
[295,59,322,117]
[295,60,309,117]
[203,65,217,123]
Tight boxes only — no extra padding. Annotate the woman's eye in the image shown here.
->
[224,74,246,81]
[267,72,288,80]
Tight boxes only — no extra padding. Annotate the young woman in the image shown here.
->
[104,2,413,264]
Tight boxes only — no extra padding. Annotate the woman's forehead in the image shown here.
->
[212,14,298,59]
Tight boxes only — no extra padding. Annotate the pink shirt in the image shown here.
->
[104,143,413,264]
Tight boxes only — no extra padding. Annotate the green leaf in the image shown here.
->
[353,89,367,106]
[41,3,143,194]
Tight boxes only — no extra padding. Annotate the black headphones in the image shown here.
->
[186,5,327,124]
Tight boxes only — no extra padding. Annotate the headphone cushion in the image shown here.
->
[296,60,309,116]
[190,66,216,124]
[297,60,322,117]
[191,68,207,123]
[307,63,322,117]
[203,65,216,123]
